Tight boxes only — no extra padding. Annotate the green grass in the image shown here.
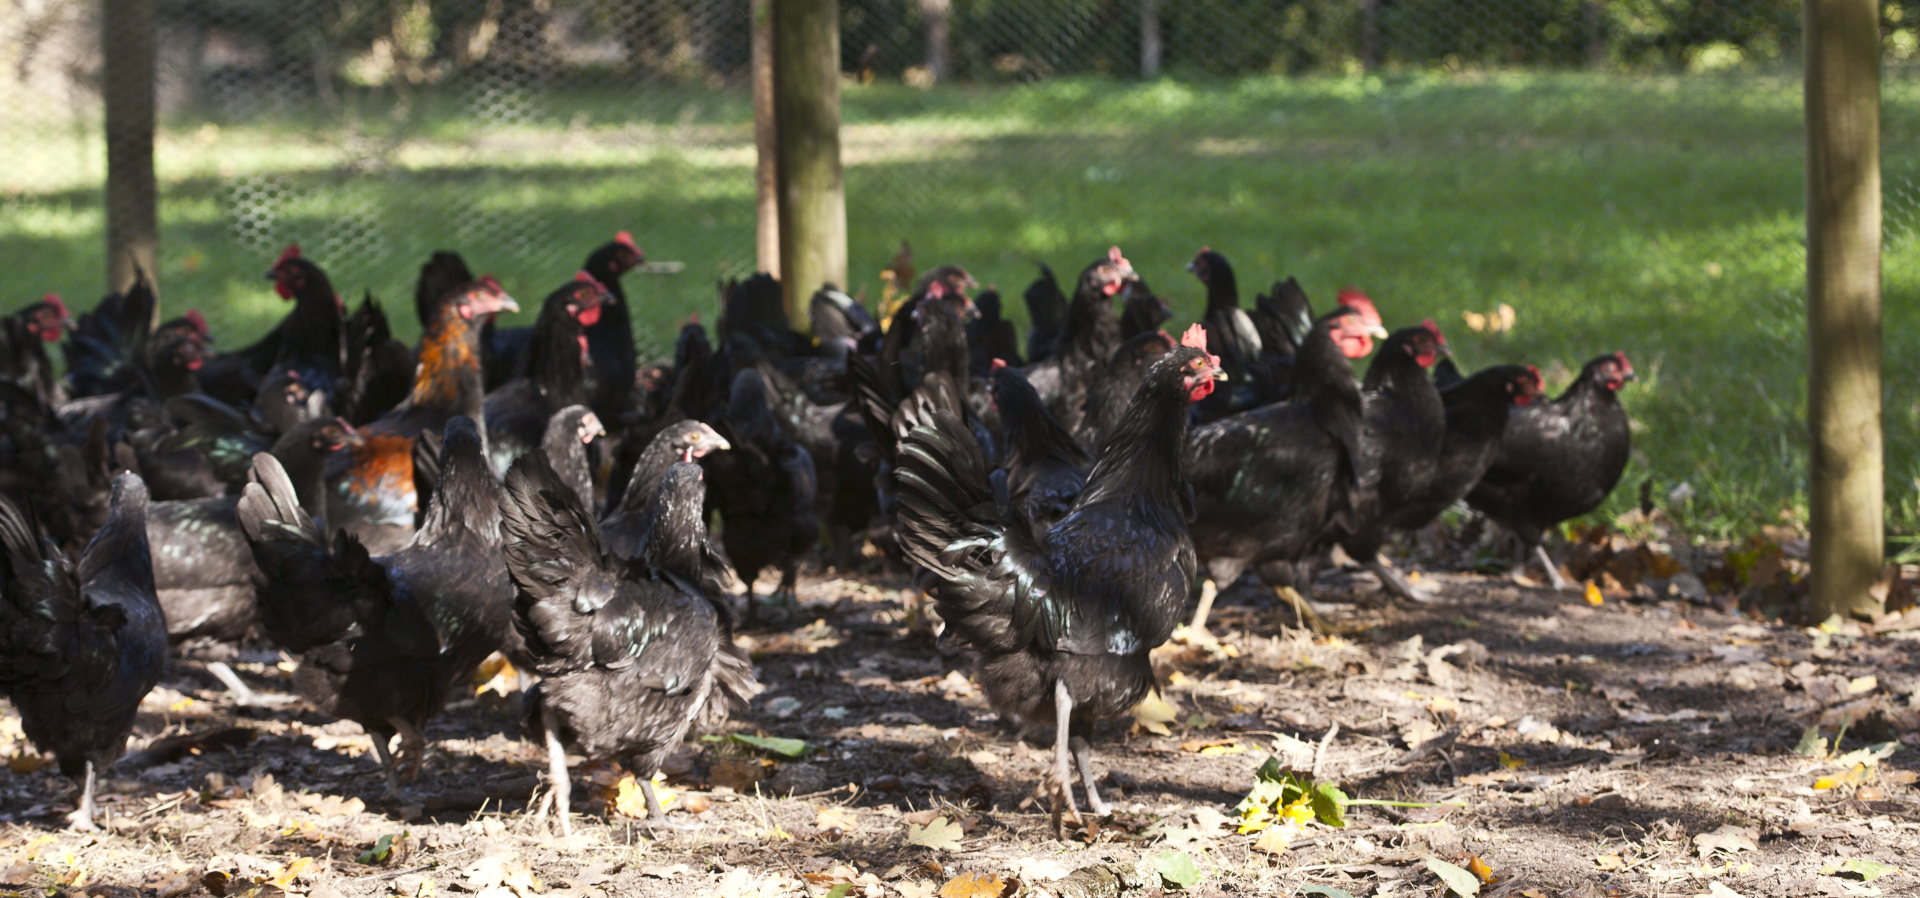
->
[3,70,1917,539]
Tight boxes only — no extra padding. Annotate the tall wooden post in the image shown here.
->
[103,0,159,295]
[772,0,846,334]
[752,0,780,278]
[1805,0,1883,619]
[922,0,952,82]
[1140,0,1162,77]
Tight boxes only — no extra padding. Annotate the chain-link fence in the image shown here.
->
[2,0,1917,529]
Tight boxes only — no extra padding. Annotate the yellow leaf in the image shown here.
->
[907,817,964,852]
[612,775,647,818]
[1466,855,1496,883]
[1594,854,1624,871]
[1251,824,1296,855]
[1584,582,1605,606]
[473,654,520,698]
[169,697,195,712]
[7,753,46,774]
[1236,806,1273,834]
[1498,751,1526,770]
[1132,691,1178,736]
[1199,743,1247,757]
[937,872,1005,898]
[1279,795,1316,828]
[268,858,312,889]
[1848,676,1877,695]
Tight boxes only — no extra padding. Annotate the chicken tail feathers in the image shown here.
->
[500,450,617,667]
[695,638,763,731]
[238,452,384,652]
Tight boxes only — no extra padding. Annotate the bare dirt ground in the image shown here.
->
[4,561,1920,898]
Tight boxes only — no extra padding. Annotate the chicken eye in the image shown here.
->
[689,434,701,442]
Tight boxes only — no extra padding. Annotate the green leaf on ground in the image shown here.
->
[1793,725,1827,758]
[1425,857,1480,897]
[727,734,813,758]
[1152,850,1201,890]
[1822,859,1901,882]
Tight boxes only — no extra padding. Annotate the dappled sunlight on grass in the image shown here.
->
[1,71,1915,535]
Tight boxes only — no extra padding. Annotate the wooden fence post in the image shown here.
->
[1805,0,1884,619]
[752,0,780,279]
[103,0,158,296]
[1141,0,1162,77]
[772,0,846,335]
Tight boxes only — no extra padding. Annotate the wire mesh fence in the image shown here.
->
[2,0,1916,525]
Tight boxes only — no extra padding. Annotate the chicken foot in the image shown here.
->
[1188,579,1219,635]
[1365,556,1437,603]
[370,734,408,801]
[1533,545,1572,591]
[66,760,101,832]
[638,777,700,830]
[390,717,429,781]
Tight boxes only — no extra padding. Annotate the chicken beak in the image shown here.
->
[1368,324,1390,339]
[712,434,733,451]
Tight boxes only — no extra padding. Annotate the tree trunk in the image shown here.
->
[1584,0,1606,68]
[1361,0,1383,71]
[752,0,779,278]
[922,0,951,82]
[1140,0,1162,77]
[103,0,158,297]
[1805,0,1883,620]
[772,0,846,334]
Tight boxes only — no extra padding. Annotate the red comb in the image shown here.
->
[990,358,1008,371]
[615,230,638,250]
[41,293,68,319]
[276,244,301,264]
[1108,246,1130,268]
[336,416,357,434]
[1528,364,1543,385]
[1422,317,1447,344]
[480,274,503,292]
[1614,351,1633,373]
[186,309,208,337]
[1337,288,1380,322]
[1181,323,1208,351]
[575,270,604,290]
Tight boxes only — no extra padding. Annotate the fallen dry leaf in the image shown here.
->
[1693,825,1759,858]
[894,883,936,898]
[906,817,963,852]
[1133,691,1178,736]
[936,872,1005,898]
[816,807,859,833]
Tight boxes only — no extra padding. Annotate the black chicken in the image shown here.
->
[603,420,730,565]
[239,417,513,796]
[967,288,1023,376]
[538,405,607,515]
[894,326,1224,822]
[197,246,344,410]
[1077,330,1174,451]
[484,278,604,475]
[703,368,818,622]
[4,293,71,409]
[1466,352,1635,589]
[0,473,166,830]
[579,232,645,421]
[1336,322,1449,600]
[1186,297,1390,605]
[1117,279,1174,342]
[1022,263,1066,364]
[1186,248,1264,421]
[1370,363,1544,547]
[501,454,759,833]
[1021,248,1135,434]
[62,283,152,401]
[338,294,415,426]
[151,417,360,644]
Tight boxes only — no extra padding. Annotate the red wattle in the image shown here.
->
[274,281,294,300]
[1188,379,1216,402]
[575,304,602,327]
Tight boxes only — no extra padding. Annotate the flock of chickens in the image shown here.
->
[0,234,1634,833]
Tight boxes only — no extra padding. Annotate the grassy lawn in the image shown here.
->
[2,71,1916,539]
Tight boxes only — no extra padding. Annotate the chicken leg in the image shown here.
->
[1041,679,1083,829]
[390,717,429,781]
[543,715,572,836]
[1533,545,1572,591]
[370,734,406,801]
[1188,579,1219,635]
[1070,735,1111,817]
[66,761,101,832]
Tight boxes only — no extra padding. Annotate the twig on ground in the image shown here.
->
[1311,722,1339,780]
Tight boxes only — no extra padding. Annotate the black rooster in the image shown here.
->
[238,417,512,796]
[1466,353,1635,589]
[967,288,1024,376]
[894,326,1224,822]
[0,473,166,830]
[501,454,759,833]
